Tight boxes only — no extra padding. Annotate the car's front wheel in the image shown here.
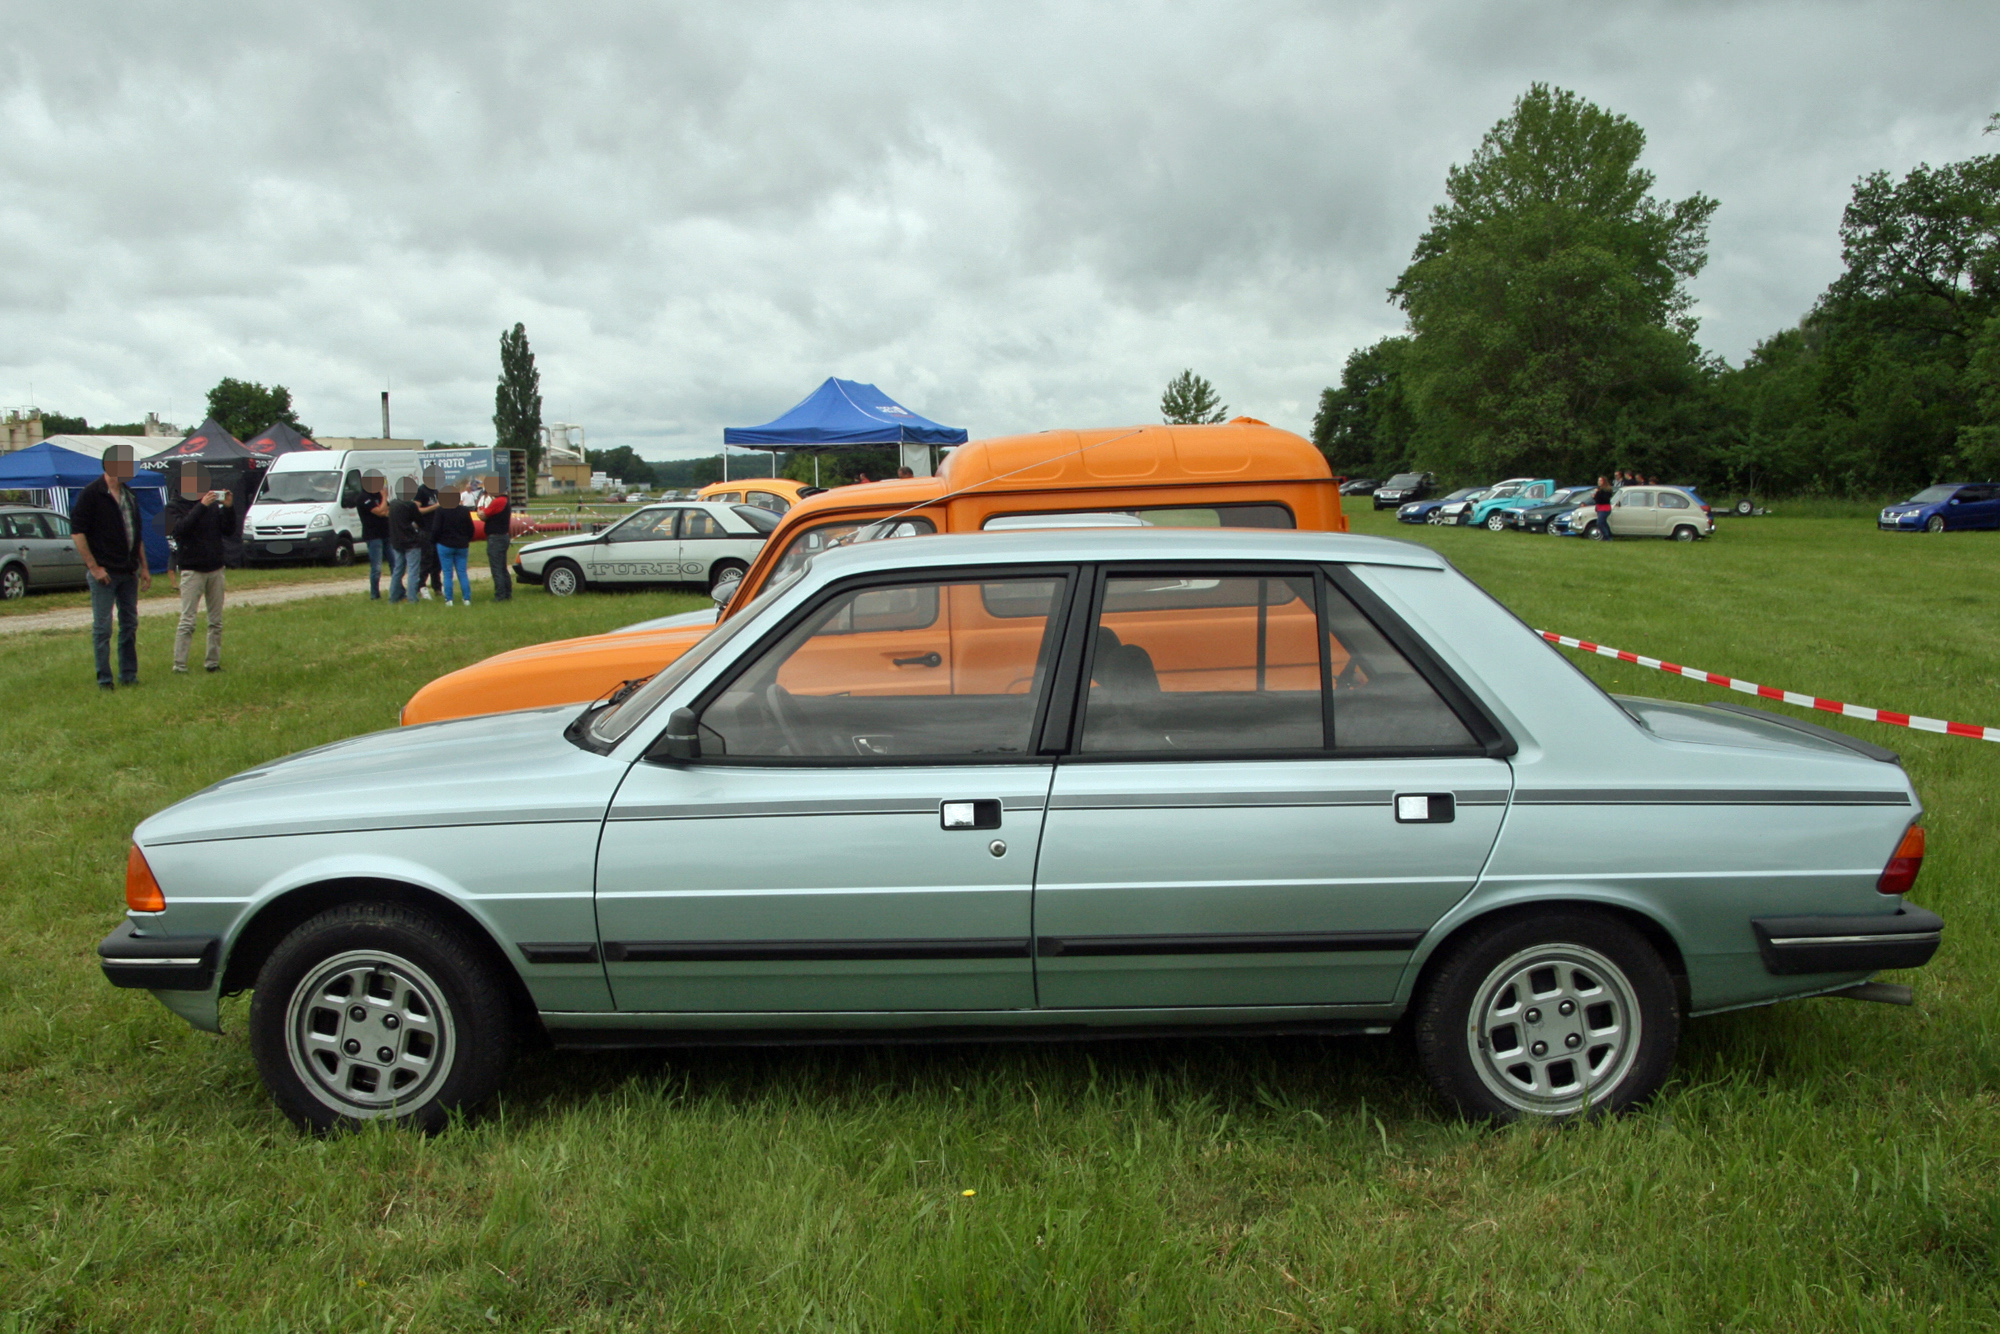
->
[1412,910,1678,1122]
[331,535,355,567]
[1485,513,1507,531]
[1927,516,1946,534]
[249,902,516,1134]
[543,558,584,596]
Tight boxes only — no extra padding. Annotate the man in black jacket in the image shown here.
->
[171,463,237,673]
[387,475,426,604]
[70,445,151,689]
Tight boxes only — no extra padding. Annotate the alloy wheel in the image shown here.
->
[284,949,456,1118]
[0,566,23,599]
[1465,943,1641,1117]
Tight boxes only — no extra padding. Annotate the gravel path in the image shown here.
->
[0,567,492,636]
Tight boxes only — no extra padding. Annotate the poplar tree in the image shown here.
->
[494,323,544,486]
[1160,369,1229,424]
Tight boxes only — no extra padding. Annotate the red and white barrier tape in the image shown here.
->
[1538,631,2000,744]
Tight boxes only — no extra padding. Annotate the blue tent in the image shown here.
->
[0,441,170,573]
[723,378,967,449]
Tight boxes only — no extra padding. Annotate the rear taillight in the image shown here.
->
[1877,825,1925,896]
[126,844,165,912]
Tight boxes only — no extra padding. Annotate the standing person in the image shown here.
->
[171,463,236,674]
[433,485,475,606]
[164,460,204,592]
[1591,475,1616,542]
[387,476,426,604]
[475,472,513,601]
[415,467,443,600]
[70,444,152,689]
[357,470,391,599]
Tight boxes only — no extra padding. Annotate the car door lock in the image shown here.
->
[1394,793,1456,824]
[941,800,1003,830]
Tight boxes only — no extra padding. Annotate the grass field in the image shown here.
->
[3,513,1999,1331]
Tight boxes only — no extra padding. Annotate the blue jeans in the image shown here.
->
[365,537,388,597]
[389,546,423,603]
[1594,506,1612,540]
[440,545,471,602]
[89,570,140,685]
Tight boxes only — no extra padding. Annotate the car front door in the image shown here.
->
[592,508,680,583]
[1609,490,1651,537]
[595,569,1074,1013]
[1033,565,1511,1009]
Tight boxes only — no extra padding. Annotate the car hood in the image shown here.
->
[615,607,721,634]
[398,623,714,725]
[521,533,601,557]
[137,706,621,846]
[247,503,328,524]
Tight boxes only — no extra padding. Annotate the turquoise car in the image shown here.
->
[101,528,1942,1128]
[1469,479,1558,530]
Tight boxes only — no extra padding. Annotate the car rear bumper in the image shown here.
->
[1751,907,1943,976]
[98,920,219,991]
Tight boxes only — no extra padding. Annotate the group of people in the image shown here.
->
[68,446,520,690]
[353,468,514,606]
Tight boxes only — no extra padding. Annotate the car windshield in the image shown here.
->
[1553,488,1595,504]
[1385,474,1424,487]
[1485,484,1522,500]
[1441,488,1482,502]
[257,470,342,504]
[1907,486,1960,504]
[584,566,809,746]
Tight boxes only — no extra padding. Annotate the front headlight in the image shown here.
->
[308,513,332,529]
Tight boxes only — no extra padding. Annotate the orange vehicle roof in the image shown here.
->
[936,419,1329,493]
[697,476,817,499]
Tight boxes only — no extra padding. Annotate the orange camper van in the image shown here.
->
[400,418,1346,725]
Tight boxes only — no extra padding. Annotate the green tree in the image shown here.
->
[493,324,544,488]
[1390,84,1717,480]
[206,378,310,441]
[586,446,657,489]
[1160,370,1228,424]
[1311,337,1417,478]
[39,412,90,435]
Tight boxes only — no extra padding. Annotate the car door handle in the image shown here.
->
[941,799,1002,830]
[894,652,943,668]
[1394,793,1456,823]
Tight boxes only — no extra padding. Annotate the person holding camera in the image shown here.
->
[171,462,238,673]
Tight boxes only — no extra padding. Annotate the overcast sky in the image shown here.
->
[3,1,1996,459]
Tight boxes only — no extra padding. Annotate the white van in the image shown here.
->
[244,448,419,565]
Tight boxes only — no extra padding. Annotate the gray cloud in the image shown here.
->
[2,0,1997,457]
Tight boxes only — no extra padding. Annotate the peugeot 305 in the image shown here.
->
[102,528,1940,1130]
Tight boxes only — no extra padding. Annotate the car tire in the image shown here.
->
[1927,516,1946,534]
[331,535,355,567]
[544,558,584,596]
[1671,524,1698,542]
[1485,514,1507,532]
[1412,910,1678,1122]
[248,902,516,1134]
[0,564,24,599]
[708,560,748,594]
[1735,499,1753,516]
[1589,521,1611,541]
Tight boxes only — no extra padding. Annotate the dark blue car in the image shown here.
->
[1397,487,1484,524]
[1879,483,2000,533]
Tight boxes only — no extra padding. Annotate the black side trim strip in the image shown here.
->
[1036,930,1424,958]
[604,938,1032,963]
[550,1018,1388,1050]
[1751,907,1944,976]
[520,942,601,965]
[1048,789,1393,811]
[1517,788,1910,806]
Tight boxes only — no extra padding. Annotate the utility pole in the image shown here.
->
[380,391,391,439]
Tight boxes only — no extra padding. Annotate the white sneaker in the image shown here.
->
[420,587,434,601]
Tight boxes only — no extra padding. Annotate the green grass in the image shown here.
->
[5,517,2000,1330]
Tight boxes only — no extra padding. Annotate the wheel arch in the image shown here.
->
[1397,896,1691,1017]
[219,876,544,1042]
[0,555,28,590]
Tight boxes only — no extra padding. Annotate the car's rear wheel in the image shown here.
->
[0,565,24,599]
[708,559,747,594]
[544,558,584,596]
[1485,513,1507,532]
[1927,516,1946,534]
[1412,911,1678,1122]
[249,902,515,1134]
[1671,524,1699,542]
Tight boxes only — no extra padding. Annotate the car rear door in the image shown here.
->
[595,569,1074,1013]
[1032,564,1511,1009]
[21,512,83,585]
[676,507,739,584]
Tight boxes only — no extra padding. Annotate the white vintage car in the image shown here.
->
[514,500,776,596]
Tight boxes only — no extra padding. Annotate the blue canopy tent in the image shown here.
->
[0,441,170,572]
[722,378,968,485]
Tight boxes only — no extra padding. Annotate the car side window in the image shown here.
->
[1075,569,1476,756]
[697,576,1066,761]
[770,516,938,579]
[38,513,69,537]
[745,491,789,513]
[1657,492,1689,510]
[611,510,677,541]
[1,515,33,539]
[682,510,726,540]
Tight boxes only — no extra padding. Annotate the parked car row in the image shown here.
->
[1395,479,1715,542]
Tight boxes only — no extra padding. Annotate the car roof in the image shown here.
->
[801,525,1449,579]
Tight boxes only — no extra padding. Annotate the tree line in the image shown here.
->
[1309,86,2000,497]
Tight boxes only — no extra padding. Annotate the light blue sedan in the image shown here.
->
[101,528,1942,1129]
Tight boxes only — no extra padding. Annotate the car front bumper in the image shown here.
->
[513,561,544,585]
[1878,515,1925,531]
[98,920,219,991]
[1751,907,1943,976]
[244,529,340,562]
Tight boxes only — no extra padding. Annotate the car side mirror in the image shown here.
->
[712,571,743,608]
[340,489,363,509]
[659,707,701,762]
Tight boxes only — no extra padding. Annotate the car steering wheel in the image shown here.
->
[765,683,809,755]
